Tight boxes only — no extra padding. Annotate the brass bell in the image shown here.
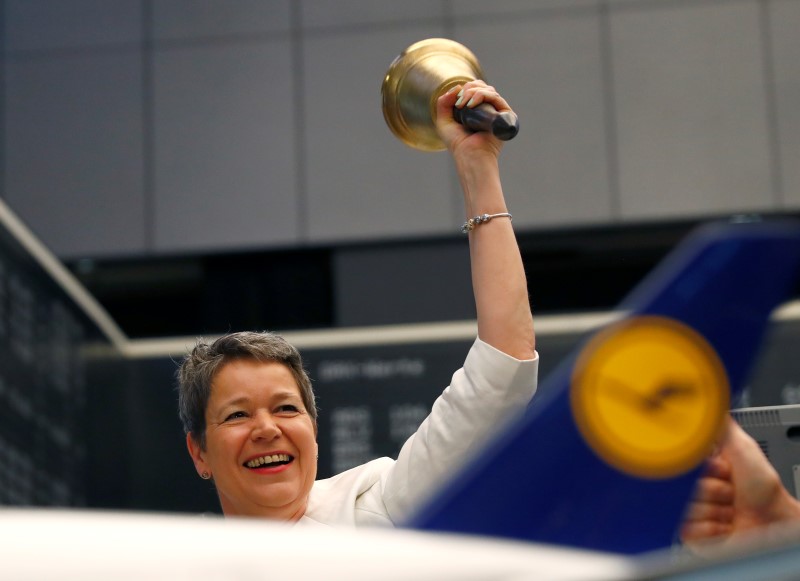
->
[381,38,519,151]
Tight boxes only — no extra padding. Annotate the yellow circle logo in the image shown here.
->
[571,316,729,479]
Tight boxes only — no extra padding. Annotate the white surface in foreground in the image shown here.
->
[0,508,639,581]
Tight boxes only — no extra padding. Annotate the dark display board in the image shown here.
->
[304,332,594,479]
[304,341,474,478]
[0,215,122,507]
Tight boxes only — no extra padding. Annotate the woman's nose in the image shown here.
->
[250,410,281,441]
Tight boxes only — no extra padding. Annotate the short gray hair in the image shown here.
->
[177,331,317,449]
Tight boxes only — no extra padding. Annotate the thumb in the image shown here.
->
[723,419,787,519]
[434,85,466,150]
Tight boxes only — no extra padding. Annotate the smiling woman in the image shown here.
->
[182,348,319,521]
[176,81,539,527]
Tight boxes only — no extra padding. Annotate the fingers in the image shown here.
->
[684,494,735,523]
[435,80,514,153]
[680,518,734,544]
[436,80,512,120]
[436,84,459,117]
[683,475,735,529]
[680,485,735,546]
[693,473,735,505]
[679,459,737,546]
[452,80,511,113]
[704,453,733,482]
[682,416,800,548]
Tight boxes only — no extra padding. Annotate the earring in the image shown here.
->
[201,471,211,480]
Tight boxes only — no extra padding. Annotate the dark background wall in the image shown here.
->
[2,0,799,263]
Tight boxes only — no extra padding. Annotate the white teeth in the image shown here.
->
[246,454,290,468]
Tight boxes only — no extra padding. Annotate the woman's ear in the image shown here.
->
[186,433,209,477]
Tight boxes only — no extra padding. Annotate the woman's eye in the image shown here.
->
[276,405,300,415]
[224,411,247,422]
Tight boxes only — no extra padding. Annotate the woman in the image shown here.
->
[178,80,538,526]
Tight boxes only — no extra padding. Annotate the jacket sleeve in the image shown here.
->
[380,337,539,523]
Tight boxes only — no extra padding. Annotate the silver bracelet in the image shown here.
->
[461,212,513,234]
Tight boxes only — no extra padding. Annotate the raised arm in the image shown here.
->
[435,81,535,360]
[375,83,538,523]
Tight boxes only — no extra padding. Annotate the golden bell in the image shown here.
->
[381,38,485,152]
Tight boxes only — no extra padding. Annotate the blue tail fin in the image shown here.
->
[407,220,800,555]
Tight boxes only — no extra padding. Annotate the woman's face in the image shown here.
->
[187,359,318,520]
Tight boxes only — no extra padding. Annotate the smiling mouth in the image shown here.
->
[244,454,293,469]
